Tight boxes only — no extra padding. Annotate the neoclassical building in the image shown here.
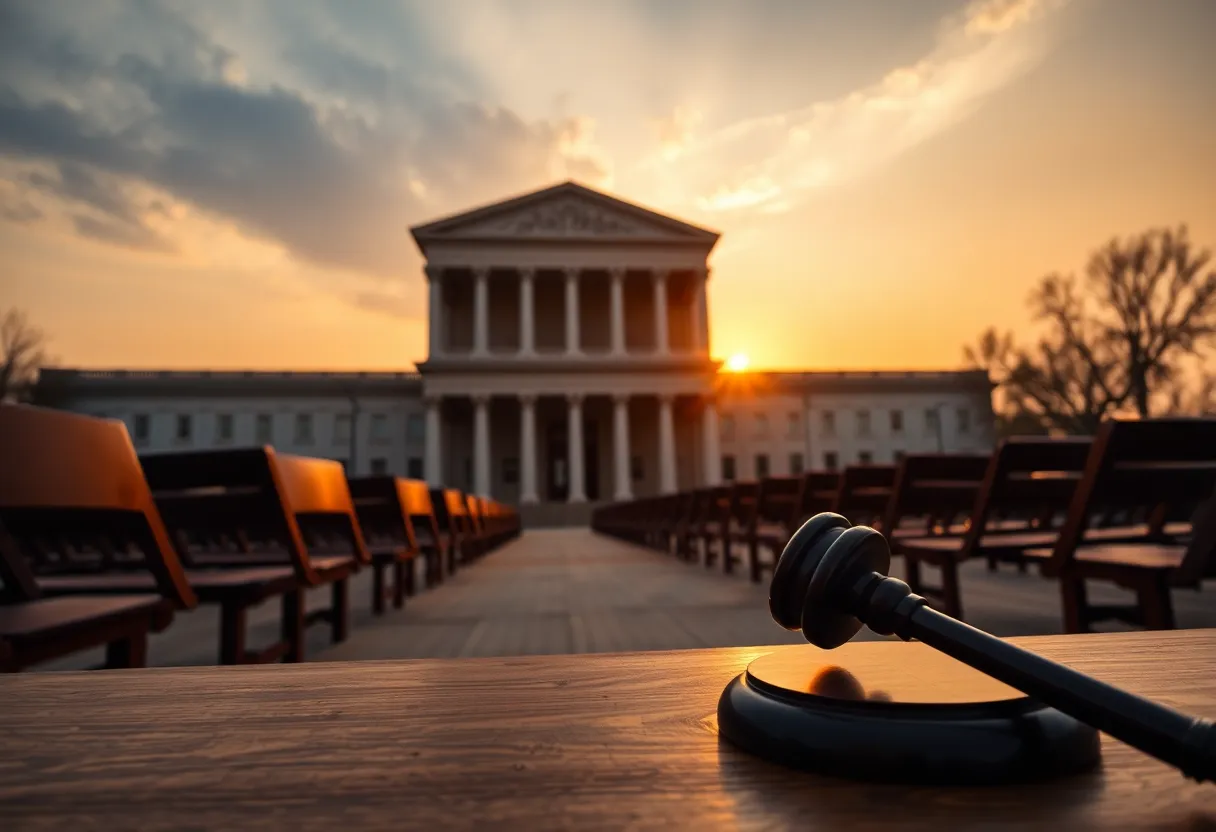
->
[34,182,996,526]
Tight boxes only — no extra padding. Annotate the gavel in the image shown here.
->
[769,513,1215,783]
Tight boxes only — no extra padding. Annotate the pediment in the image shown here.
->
[411,182,719,246]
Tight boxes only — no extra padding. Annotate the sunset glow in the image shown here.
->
[725,354,751,373]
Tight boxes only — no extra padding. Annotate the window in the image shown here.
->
[255,413,273,444]
[925,408,941,434]
[890,409,904,434]
[823,451,838,471]
[333,413,351,445]
[859,451,873,465]
[789,452,804,475]
[371,413,389,443]
[821,410,835,437]
[175,414,192,442]
[755,454,770,479]
[754,414,769,439]
[406,412,425,442]
[721,455,737,481]
[216,413,234,442]
[856,409,872,438]
[407,457,424,479]
[132,413,150,443]
[294,413,314,445]
[370,457,388,475]
[631,455,644,482]
[957,407,971,434]
[721,414,736,441]
[502,457,519,485]
[787,412,801,439]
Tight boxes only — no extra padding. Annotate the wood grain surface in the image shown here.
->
[2,629,1215,830]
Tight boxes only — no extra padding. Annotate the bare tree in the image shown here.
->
[967,225,1216,434]
[0,308,49,403]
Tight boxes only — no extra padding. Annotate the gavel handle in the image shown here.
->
[902,603,1215,783]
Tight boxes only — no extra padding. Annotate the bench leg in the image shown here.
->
[372,563,387,615]
[1137,576,1176,630]
[940,559,964,621]
[105,631,149,669]
[221,602,249,665]
[748,540,761,584]
[281,590,305,663]
[331,578,350,644]
[408,559,419,596]
[394,560,408,608]
[1060,575,1090,634]
[722,538,733,574]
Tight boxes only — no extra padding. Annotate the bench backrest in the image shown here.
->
[795,471,841,526]
[882,454,991,533]
[348,476,421,552]
[755,476,801,529]
[833,465,897,526]
[141,447,369,583]
[1046,419,1216,577]
[0,404,196,607]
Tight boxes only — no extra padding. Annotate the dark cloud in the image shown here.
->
[71,213,174,252]
[0,0,605,281]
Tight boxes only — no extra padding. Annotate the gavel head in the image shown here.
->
[768,513,894,649]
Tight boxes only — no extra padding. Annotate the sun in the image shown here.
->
[725,353,750,373]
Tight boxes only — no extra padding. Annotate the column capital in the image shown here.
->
[608,266,627,280]
[472,266,491,279]
[657,392,676,406]
[518,393,537,407]
[471,393,491,407]
[564,266,580,280]
[518,266,535,279]
[424,264,444,282]
[566,392,585,406]
[422,394,443,407]
[611,393,631,406]
[652,268,670,282]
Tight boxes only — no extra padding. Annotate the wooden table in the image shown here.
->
[2,630,1214,830]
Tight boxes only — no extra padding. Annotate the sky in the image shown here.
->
[1,0,1214,372]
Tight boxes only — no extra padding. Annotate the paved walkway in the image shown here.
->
[38,528,1216,670]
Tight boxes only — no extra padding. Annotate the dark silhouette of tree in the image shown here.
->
[0,308,49,403]
[967,226,1216,434]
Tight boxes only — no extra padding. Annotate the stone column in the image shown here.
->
[473,267,489,356]
[567,394,586,503]
[519,394,538,504]
[658,394,677,494]
[518,268,534,356]
[564,268,581,355]
[692,267,708,352]
[702,398,721,486]
[424,396,443,486]
[426,265,444,358]
[609,267,626,356]
[612,394,632,501]
[472,394,491,496]
[653,270,669,355]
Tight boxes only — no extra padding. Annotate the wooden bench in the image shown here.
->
[431,488,469,571]
[1025,418,1216,632]
[348,476,425,614]
[748,471,843,580]
[831,464,897,528]
[0,405,182,672]
[132,447,369,663]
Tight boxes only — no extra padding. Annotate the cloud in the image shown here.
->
[648,0,1069,216]
[0,0,610,293]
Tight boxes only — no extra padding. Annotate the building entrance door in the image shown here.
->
[546,423,568,502]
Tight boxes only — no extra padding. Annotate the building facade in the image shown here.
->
[34,182,996,524]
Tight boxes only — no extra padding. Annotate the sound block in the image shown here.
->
[717,644,1101,785]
